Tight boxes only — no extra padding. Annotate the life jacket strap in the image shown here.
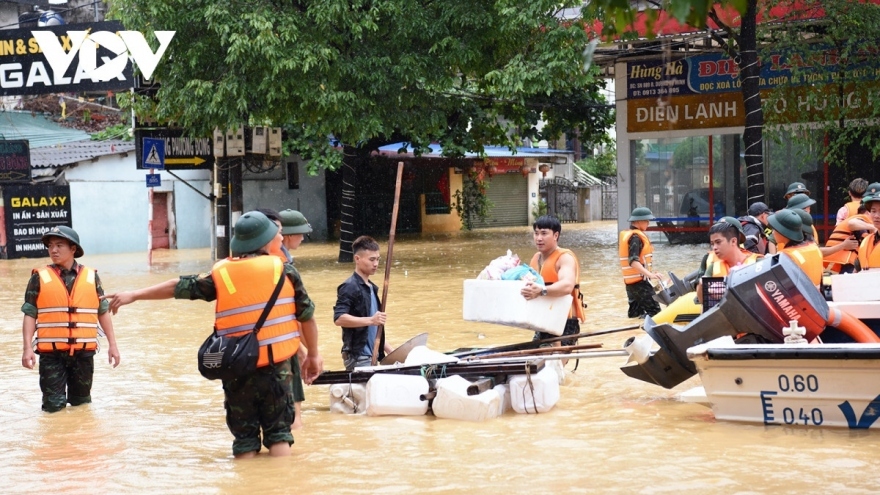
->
[215,314,297,336]
[37,306,99,314]
[215,297,295,318]
[259,331,300,346]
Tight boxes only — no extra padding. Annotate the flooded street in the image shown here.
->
[3,221,880,494]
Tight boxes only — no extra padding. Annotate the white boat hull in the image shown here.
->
[689,338,880,429]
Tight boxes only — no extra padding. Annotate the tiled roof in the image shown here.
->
[30,139,135,168]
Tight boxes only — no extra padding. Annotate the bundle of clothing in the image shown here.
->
[476,250,544,285]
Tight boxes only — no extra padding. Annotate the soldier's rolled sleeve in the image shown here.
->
[173,274,217,301]
[284,264,315,322]
[93,272,110,315]
[628,235,644,265]
[21,272,41,318]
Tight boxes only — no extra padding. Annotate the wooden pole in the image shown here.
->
[371,161,404,365]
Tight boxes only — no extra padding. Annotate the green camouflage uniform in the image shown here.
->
[625,235,661,318]
[223,359,294,454]
[174,258,314,455]
[21,261,110,413]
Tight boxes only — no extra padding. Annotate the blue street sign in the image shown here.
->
[146,174,161,187]
[142,137,165,170]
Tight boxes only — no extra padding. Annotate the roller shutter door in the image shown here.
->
[471,173,529,228]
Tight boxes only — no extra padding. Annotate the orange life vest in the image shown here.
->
[529,248,586,321]
[781,242,824,286]
[705,250,762,277]
[843,200,860,220]
[824,213,870,273]
[858,233,880,271]
[619,230,653,285]
[212,256,300,367]
[34,265,100,354]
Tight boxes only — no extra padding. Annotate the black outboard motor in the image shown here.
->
[621,254,828,389]
[652,270,699,306]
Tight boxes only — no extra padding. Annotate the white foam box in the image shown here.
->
[831,270,880,303]
[462,279,572,335]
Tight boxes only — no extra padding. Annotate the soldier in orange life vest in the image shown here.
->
[257,208,310,430]
[857,185,880,271]
[836,178,868,225]
[768,209,824,286]
[695,217,763,304]
[105,212,323,459]
[824,204,875,274]
[619,207,662,318]
[21,226,120,413]
[521,216,586,352]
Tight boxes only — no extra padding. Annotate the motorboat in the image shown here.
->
[620,253,880,428]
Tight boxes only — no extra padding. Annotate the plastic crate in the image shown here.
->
[701,277,726,312]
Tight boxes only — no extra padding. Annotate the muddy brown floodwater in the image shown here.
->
[2,221,879,494]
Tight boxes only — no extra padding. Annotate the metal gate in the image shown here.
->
[539,177,578,223]
[601,176,618,220]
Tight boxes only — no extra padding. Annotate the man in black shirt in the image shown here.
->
[334,236,394,370]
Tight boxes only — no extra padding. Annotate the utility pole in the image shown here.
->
[215,158,230,259]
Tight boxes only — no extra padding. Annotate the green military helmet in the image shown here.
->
[628,207,655,222]
[785,182,810,197]
[768,209,804,243]
[41,225,84,258]
[230,211,278,256]
[786,193,816,211]
[792,208,814,234]
[718,216,744,234]
[862,183,880,204]
[279,209,312,235]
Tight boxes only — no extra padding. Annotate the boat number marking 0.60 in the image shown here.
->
[760,375,823,426]
[777,374,819,393]
[759,374,880,429]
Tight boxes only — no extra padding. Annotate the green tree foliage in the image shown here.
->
[576,141,617,177]
[110,0,613,170]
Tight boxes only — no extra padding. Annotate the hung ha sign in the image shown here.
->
[0,21,174,96]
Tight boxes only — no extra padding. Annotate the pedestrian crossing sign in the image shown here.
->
[142,138,165,170]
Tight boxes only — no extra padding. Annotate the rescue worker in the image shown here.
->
[739,202,775,255]
[824,205,876,273]
[768,209,823,286]
[334,235,395,370]
[20,226,121,412]
[837,178,869,224]
[279,209,312,256]
[786,194,819,243]
[783,182,810,201]
[260,207,314,430]
[695,218,763,304]
[105,211,323,459]
[278,209,312,429]
[857,186,880,271]
[619,207,662,318]
[521,215,587,351]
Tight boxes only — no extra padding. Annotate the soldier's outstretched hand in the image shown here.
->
[102,292,134,315]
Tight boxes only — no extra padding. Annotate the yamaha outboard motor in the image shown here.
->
[622,254,828,388]
[652,270,699,306]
